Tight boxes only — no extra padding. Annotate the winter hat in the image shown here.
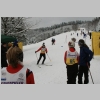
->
[68,41,75,47]
[42,42,45,46]
[13,40,18,47]
[71,38,76,42]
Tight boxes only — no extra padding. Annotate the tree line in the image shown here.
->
[1,17,100,45]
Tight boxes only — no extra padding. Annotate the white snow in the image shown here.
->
[23,30,100,84]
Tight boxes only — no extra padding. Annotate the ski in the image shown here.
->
[36,64,41,68]
[38,65,41,68]
[44,64,52,66]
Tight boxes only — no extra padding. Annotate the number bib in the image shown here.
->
[66,50,78,65]
[66,58,77,65]
[41,48,46,53]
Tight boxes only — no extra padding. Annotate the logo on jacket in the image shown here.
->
[17,78,24,82]
[68,54,76,57]
[1,78,6,81]
[1,72,6,75]
[19,73,24,78]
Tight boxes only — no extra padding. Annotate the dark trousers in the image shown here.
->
[37,53,46,64]
[78,65,89,84]
[52,42,55,45]
[66,64,78,84]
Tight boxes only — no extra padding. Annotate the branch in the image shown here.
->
[6,17,24,34]
[14,19,42,34]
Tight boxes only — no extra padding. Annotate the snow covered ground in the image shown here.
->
[23,30,100,84]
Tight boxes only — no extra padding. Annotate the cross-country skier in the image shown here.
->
[51,38,55,45]
[35,43,48,65]
[64,41,79,84]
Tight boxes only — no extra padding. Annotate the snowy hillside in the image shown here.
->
[23,30,100,84]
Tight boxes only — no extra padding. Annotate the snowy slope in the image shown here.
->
[23,30,100,84]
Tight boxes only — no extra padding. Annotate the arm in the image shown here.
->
[45,48,48,53]
[64,51,67,64]
[84,48,93,62]
[36,46,42,52]
[26,69,35,84]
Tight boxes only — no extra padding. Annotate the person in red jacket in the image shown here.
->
[64,41,79,84]
[35,43,48,65]
[1,45,35,84]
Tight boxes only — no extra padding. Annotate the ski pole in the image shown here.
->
[88,68,94,84]
[46,53,51,61]
[35,53,38,61]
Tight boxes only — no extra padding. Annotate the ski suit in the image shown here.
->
[36,46,48,64]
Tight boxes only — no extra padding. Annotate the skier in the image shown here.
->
[51,38,55,45]
[1,42,8,68]
[78,39,93,84]
[35,43,48,65]
[64,41,79,84]
[1,45,35,84]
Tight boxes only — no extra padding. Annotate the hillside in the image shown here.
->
[23,23,88,45]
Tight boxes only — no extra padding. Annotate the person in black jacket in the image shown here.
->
[51,38,55,45]
[78,39,93,84]
[1,42,8,68]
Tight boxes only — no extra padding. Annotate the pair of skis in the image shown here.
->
[36,53,52,68]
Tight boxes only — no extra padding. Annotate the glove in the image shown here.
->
[35,51,37,53]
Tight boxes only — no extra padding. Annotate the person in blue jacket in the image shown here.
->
[78,39,93,84]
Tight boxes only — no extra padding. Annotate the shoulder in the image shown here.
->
[83,46,93,53]
[26,68,33,78]
[83,46,90,51]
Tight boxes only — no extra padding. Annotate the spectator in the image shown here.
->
[1,42,8,68]
[1,46,35,84]
[78,39,93,84]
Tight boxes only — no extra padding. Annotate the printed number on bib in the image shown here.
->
[70,59,75,64]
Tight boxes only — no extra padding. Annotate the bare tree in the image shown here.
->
[86,21,92,32]
[92,17,100,31]
[1,17,25,35]
[1,17,41,45]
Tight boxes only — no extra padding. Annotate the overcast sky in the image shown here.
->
[27,17,95,29]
